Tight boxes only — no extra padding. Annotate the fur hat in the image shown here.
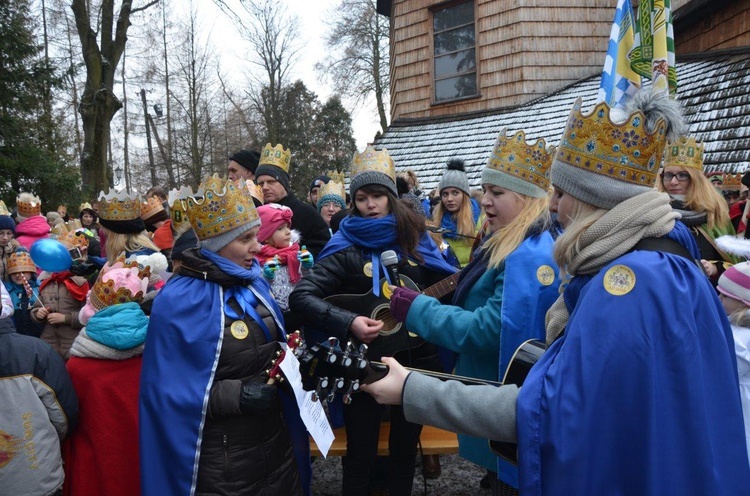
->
[718,261,750,307]
[438,159,470,196]
[229,149,261,174]
[257,203,293,243]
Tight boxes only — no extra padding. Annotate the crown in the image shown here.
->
[487,129,555,192]
[97,190,141,221]
[555,98,668,188]
[351,145,396,183]
[89,256,151,310]
[52,219,89,250]
[168,186,195,235]
[318,172,346,202]
[664,136,704,171]
[7,250,36,275]
[0,200,9,216]
[140,196,165,221]
[16,195,41,218]
[79,202,94,213]
[238,179,263,205]
[719,173,742,191]
[259,143,291,172]
[187,176,259,241]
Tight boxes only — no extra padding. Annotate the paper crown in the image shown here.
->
[664,136,704,171]
[719,173,742,191]
[140,196,165,221]
[79,202,94,213]
[238,179,263,205]
[168,186,195,235]
[97,190,142,222]
[555,98,668,188]
[259,143,291,173]
[7,250,36,275]
[52,219,89,250]
[351,145,396,183]
[16,195,41,218]
[186,175,259,241]
[0,200,9,216]
[89,256,151,310]
[486,129,554,193]
[317,172,346,201]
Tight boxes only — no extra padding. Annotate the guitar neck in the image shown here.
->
[421,271,461,300]
[372,361,502,387]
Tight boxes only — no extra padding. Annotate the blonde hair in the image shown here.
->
[105,231,160,262]
[552,199,608,278]
[432,191,477,239]
[656,166,730,229]
[481,194,550,270]
[398,170,420,190]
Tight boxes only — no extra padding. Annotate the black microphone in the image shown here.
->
[381,250,401,287]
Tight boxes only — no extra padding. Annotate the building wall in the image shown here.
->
[389,0,613,120]
[675,0,750,53]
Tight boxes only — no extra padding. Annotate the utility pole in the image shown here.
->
[140,88,156,186]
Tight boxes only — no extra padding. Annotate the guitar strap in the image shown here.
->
[631,237,705,274]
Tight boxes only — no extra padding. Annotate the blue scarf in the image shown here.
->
[86,302,149,350]
[319,214,456,295]
[440,198,480,240]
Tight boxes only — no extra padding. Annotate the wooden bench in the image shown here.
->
[310,423,459,457]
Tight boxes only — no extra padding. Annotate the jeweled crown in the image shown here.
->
[7,250,36,275]
[350,145,396,183]
[720,173,742,191]
[259,143,291,173]
[318,172,346,201]
[97,189,141,221]
[238,179,263,205]
[0,200,10,216]
[140,196,165,221]
[16,195,41,218]
[89,256,151,310]
[487,129,555,192]
[555,98,668,187]
[52,219,89,250]
[168,186,195,235]
[664,136,704,170]
[187,176,259,241]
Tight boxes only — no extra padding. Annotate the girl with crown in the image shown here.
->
[3,249,43,337]
[139,177,303,496]
[289,145,457,496]
[14,192,50,251]
[62,259,150,496]
[362,91,750,495]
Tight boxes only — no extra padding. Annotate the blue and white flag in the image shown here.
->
[598,0,642,108]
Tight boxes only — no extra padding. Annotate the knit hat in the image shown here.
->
[718,262,750,307]
[257,203,293,243]
[551,90,685,209]
[255,143,291,194]
[229,149,261,174]
[482,129,555,198]
[186,175,261,252]
[79,258,150,325]
[97,189,146,234]
[438,159,470,196]
[317,173,347,212]
[310,175,331,194]
[0,207,16,232]
[7,249,36,275]
[349,145,398,197]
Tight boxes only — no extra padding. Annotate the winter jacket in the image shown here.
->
[14,215,50,251]
[31,273,88,360]
[729,309,750,464]
[277,193,331,258]
[0,317,79,496]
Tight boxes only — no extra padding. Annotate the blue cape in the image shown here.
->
[516,238,750,494]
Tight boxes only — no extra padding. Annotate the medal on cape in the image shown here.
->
[363,261,373,277]
[603,265,636,296]
[536,265,555,286]
[230,320,249,340]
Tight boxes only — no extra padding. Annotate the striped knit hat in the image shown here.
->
[718,262,750,307]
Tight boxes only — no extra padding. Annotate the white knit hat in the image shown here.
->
[718,262,750,307]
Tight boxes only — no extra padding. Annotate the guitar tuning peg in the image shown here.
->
[340,341,354,368]
[343,393,353,405]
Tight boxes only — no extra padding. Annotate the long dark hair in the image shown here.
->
[351,184,426,262]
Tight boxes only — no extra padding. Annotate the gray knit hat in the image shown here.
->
[551,90,685,209]
[349,145,398,197]
[438,159,470,195]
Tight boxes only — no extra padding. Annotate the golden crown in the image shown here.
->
[238,179,263,205]
[187,176,259,241]
[719,173,742,191]
[664,136,704,171]
[0,200,9,216]
[317,173,346,202]
[350,145,396,183]
[140,196,165,221]
[16,195,41,218]
[79,202,93,213]
[89,256,151,310]
[52,219,89,250]
[259,143,291,173]
[555,98,668,188]
[487,129,555,192]
[7,250,36,275]
[97,190,142,221]
[168,186,195,235]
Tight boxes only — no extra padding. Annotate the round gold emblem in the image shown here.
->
[230,320,249,340]
[363,261,373,277]
[407,259,418,267]
[382,281,394,299]
[603,265,636,296]
[536,265,555,286]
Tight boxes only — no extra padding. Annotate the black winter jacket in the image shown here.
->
[177,249,302,496]
[278,193,331,258]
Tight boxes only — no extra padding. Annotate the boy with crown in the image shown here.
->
[255,142,330,258]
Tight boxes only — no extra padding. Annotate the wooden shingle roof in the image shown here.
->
[374,50,750,192]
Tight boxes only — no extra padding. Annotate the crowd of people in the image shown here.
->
[1,87,749,496]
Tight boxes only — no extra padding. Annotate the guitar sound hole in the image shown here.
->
[373,304,401,336]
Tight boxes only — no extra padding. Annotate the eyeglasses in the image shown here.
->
[661,171,691,182]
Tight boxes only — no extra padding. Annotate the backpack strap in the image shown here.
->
[632,237,706,274]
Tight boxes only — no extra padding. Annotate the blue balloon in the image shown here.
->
[30,238,72,272]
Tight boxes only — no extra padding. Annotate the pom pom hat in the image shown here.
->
[718,261,750,307]
[349,145,398,197]
[438,159,470,196]
[483,129,555,198]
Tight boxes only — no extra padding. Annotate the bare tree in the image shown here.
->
[317,0,390,133]
[70,0,158,193]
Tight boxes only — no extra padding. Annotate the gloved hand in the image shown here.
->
[239,381,278,415]
[263,258,280,280]
[298,245,314,269]
[389,286,421,323]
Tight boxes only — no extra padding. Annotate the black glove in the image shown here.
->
[239,381,278,415]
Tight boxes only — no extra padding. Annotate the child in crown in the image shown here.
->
[3,249,43,337]
[256,204,314,312]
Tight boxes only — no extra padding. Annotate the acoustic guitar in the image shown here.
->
[324,271,461,360]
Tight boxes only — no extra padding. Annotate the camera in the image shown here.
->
[68,247,83,261]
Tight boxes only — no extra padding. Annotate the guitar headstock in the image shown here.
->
[266,330,303,384]
[295,337,388,404]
